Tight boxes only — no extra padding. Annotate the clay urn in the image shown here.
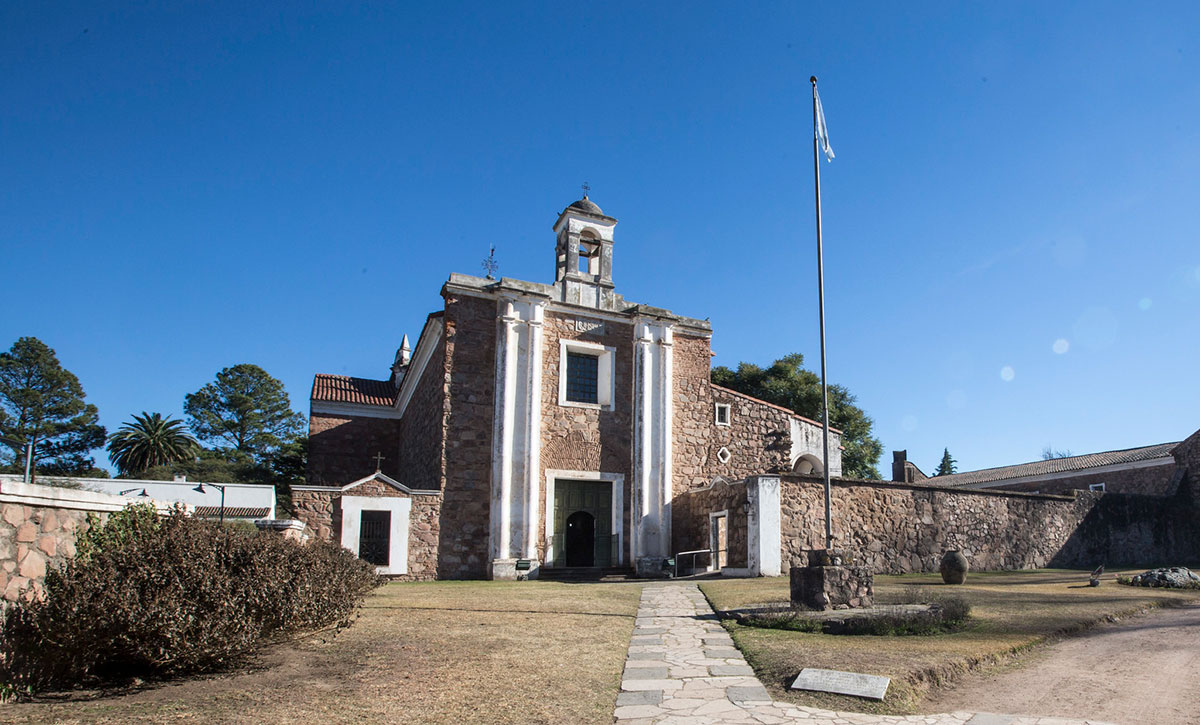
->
[939,550,969,585]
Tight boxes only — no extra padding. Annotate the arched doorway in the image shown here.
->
[565,510,596,567]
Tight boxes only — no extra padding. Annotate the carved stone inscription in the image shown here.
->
[790,668,890,700]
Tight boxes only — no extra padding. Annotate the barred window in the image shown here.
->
[565,352,599,404]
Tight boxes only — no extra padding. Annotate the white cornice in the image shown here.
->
[294,471,442,496]
[311,400,401,420]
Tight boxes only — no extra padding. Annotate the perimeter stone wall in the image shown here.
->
[778,475,1199,573]
[674,478,748,571]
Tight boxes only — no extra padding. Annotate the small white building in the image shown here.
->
[1,475,276,521]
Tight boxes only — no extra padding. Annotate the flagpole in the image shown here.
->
[811,75,833,551]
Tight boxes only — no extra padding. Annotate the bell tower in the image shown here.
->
[553,194,618,310]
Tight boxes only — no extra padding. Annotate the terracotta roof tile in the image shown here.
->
[934,442,1178,488]
[194,506,271,519]
[312,374,396,407]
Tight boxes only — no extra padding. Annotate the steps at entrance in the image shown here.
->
[538,566,637,582]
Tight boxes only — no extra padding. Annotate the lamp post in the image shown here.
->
[119,487,150,497]
[0,436,33,485]
[193,482,227,524]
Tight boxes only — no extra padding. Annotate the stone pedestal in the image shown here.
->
[490,558,540,581]
[253,519,311,543]
[790,550,873,610]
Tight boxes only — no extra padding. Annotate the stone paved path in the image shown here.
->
[614,582,1112,725]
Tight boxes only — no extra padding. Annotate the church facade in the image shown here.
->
[296,196,840,579]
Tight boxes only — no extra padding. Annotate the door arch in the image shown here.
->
[565,510,596,567]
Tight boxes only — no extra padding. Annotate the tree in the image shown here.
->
[0,337,106,477]
[711,353,883,479]
[934,448,957,476]
[184,364,305,462]
[1041,446,1074,460]
[106,412,200,478]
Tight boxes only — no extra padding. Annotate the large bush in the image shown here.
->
[1,505,380,691]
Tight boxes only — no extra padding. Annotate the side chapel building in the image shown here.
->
[297,196,840,579]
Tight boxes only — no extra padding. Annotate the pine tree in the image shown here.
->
[934,448,957,476]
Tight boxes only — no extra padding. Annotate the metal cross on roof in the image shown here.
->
[581,181,590,196]
[373,452,385,472]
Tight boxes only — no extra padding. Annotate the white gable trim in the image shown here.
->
[293,471,442,496]
[395,317,444,418]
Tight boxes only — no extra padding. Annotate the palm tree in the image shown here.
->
[106,412,200,477]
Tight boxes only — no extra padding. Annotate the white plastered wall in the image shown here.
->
[339,495,411,575]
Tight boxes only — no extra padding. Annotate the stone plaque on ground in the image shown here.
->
[790,667,890,700]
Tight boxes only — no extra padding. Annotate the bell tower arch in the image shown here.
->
[553,195,618,310]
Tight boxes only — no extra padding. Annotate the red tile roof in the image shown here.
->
[311,374,397,407]
[933,442,1178,488]
[194,506,271,519]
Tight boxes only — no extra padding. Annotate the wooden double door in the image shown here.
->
[552,480,614,568]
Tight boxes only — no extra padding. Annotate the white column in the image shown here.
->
[523,302,544,559]
[747,476,782,577]
[490,301,519,567]
[631,319,675,576]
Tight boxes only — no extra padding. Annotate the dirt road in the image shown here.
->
[925,601,1200,724]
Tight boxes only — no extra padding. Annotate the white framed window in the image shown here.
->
[716,446,731,464]
[714,403,731,426]
[1089,482,1106,492]
[558,339,615,409]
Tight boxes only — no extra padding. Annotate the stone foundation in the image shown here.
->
[790,564,874,610]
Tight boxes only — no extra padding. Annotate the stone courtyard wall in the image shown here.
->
[674,478,748,571]
[778,475,1199,573]
[0,481,175,603]
[292,478,442,580]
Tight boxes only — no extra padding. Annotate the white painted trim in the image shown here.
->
[311,400,401,420]
[443,281,713,337]
[293,471,441,496]
[747,475,781,577]
[395,317,444,418]
[714,402,731,426]
[543,470,625,567]
[962,456,1175,490]
[557,338,616,410]
[708,509,729,572]
[0,480,179,514]
[339,495,411,575]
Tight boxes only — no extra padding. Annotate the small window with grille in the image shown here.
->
[565,352,599,404]
[715,403,731,426]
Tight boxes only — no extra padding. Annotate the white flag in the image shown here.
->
[815,88,835,162]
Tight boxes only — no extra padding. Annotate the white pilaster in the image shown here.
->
[747,476,782,577]
[631,319,675,576]
[489,296,547,579]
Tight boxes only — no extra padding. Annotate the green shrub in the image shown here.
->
[0,505,380,691]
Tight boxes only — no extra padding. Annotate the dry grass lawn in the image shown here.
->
[0,580,642,725]
[700,569,1200,716]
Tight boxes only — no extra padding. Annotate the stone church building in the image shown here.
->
[296,196,840,579]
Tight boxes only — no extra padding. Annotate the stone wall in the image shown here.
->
[439,292,497,578]
[983,461,1177,496]
[539,310,634,562]
[672,333,718,497]
[674,477,748,571]
[291,477,442,581]
[0,481,175,603]
[399,328,447,492]
[307,413,402,488]
[707,385,793,480]
[778,474,1199,573]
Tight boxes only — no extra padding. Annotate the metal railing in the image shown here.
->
[673,548,713,578]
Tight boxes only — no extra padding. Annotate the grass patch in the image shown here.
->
[0,580,642,724]
[700,569,1200,716]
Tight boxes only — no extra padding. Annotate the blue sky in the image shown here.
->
[3,2,1198,476]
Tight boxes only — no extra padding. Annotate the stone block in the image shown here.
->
[18,550,46,579]
[15,522,37,543]
[37,535,56,557]
[790,565,873,610]
[40,509,59,533]
[3,576,29,602]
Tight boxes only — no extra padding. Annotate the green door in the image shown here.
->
[552,480,614,567]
